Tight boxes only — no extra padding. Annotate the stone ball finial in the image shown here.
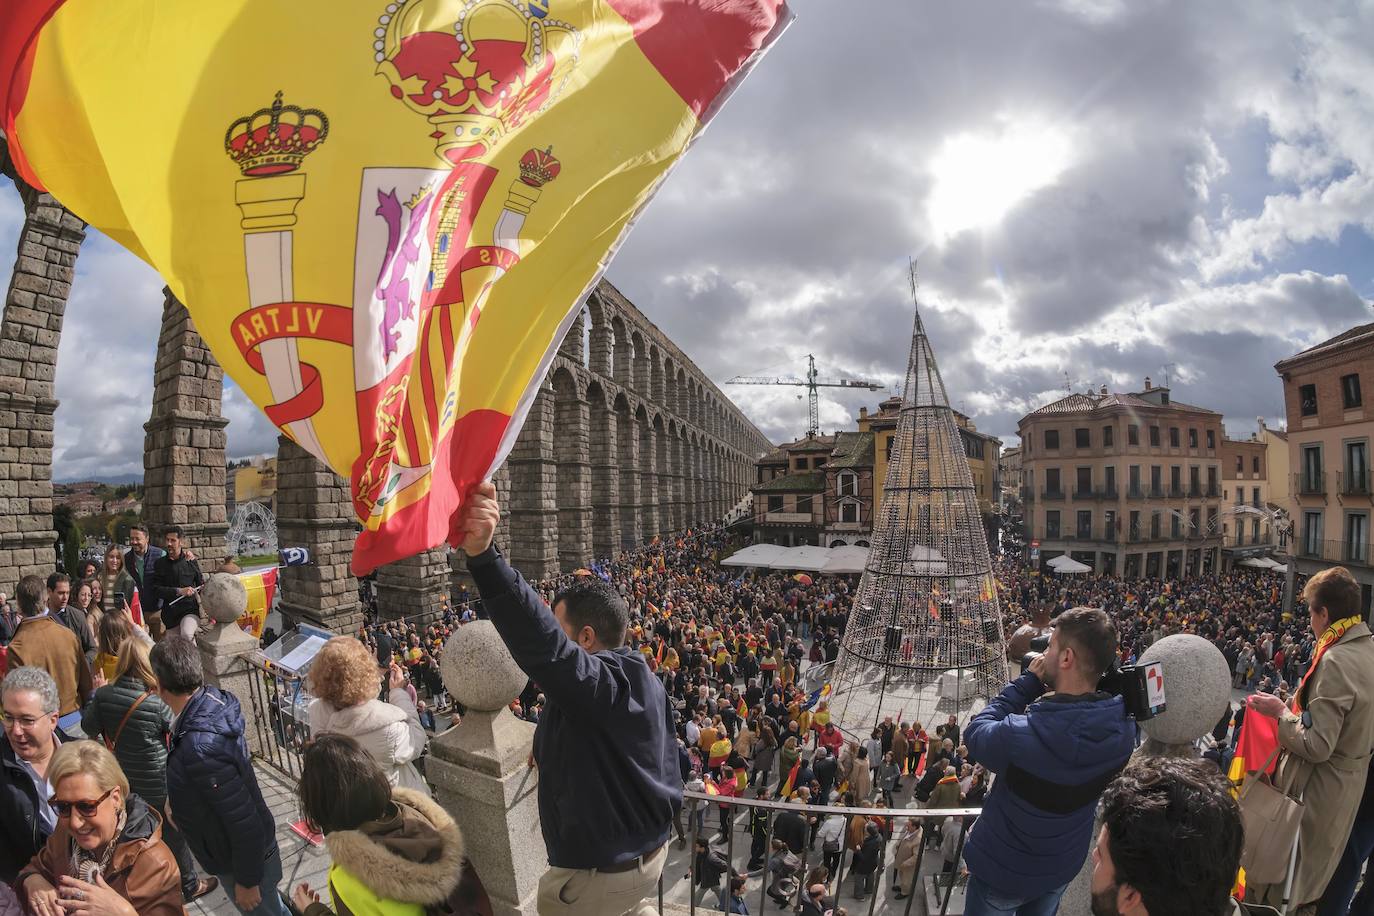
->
[1138,634,1232,746]
[200,573,247,625]
[440,620,526,713]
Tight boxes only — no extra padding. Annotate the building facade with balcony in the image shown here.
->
[1219,432,1274,566]
[822,431,875,547]
[1017,379,1224,577]
[1276,323,1374,612]
[858,397,1001,546]
[751,435,835,546]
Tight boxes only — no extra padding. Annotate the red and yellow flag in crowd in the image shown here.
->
[238,568,279,640]
[1,0,790,574]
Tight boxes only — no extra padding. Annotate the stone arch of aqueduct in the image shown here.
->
[0,144,771,632]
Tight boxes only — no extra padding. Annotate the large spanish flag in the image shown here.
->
[1,0,790,573]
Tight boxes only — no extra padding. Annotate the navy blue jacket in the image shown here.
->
[964,672,1135,897]
[468,547,681,869]
[165,686,278,887]
[123,546,165,613]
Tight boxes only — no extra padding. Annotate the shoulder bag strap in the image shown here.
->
[106,690,153,752]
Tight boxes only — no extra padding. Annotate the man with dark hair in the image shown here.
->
[551,577,630,649]
[5,575,90,738]
[152,635,288,915]
[1246,565,1374,914]
[457,482,680,916]
[962,607,1135,915]
[151,526,204,639]
[1090,757,1246,916]
[124,523,166,639]
[43,572,94,663]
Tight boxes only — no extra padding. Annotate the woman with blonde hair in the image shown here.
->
[308,636,430,795]
[17,741,182,915]
[81,638,214,903]
[96,545,137,614]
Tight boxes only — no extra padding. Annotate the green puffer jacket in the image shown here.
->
[81,675,174,804]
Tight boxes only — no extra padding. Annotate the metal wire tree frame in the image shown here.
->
[829,281,1009,736]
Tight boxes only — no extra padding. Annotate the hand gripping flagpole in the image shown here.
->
[226,92,330,464]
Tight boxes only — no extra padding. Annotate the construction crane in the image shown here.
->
[728,354,885,439]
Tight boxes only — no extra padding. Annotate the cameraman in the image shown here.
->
[963,607,1136,916]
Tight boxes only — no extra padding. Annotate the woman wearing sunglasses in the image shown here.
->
[16,740,182,916]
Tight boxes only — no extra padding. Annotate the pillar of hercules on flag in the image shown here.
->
[827,276,1010,737]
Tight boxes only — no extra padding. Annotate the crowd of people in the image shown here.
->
[3,498,1374,915]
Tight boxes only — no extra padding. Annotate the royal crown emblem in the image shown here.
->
[373,0,579,163]
[224,91,330,177]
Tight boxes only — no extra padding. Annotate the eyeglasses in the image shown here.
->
[48,787,116,819]
[0,711,48,731]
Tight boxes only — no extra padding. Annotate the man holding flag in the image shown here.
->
[1244,567,1374,915]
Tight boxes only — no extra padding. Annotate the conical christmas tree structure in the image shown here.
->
[828,280,1009,735]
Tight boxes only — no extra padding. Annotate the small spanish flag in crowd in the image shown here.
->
[708,737,732,768]
[737,696,749,718]
[780,758,801,798]
[238,567,278,639]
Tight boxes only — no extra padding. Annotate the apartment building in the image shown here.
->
[1275,323,1374,611]
[1018,379,1224,578]
[858,397,1002,545]
[1219,432,1272,566]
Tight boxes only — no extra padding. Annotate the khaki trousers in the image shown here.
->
[537,843,667,916]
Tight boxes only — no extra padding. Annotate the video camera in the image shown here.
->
[1021,635,1165,721]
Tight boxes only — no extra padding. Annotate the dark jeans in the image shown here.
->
[148,796,201,899]
[1318,807,1374,916]
[748,832,768,870]
[213,846,289,916]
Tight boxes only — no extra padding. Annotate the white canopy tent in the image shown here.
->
[720,544,789,568]
[1237,557,1275,569]
[1048,555,1092,574]
[767,545,833,571]
[1272,564,1289,574]
[821,545,870,574]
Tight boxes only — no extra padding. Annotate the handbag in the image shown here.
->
[104,690,153,753]
[1236,747,1303,885]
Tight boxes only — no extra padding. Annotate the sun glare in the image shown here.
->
[927,121,1073,242]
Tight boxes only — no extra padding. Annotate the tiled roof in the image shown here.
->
[1026,390,1219,420]
[779,434,837,451]
[1278,322,1374,366]
[752,471,826,493]
[758,448,788,465]
[827,431,874,469]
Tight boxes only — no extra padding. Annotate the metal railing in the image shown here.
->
[671,790,979,916]
[1041,488,1065,500]
[1340,470,1372,497]
[1296,537,1372,566]
[244,653,311,780]
[1295,471,1327,496]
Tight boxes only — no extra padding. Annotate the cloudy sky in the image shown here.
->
[4,0,1374,481]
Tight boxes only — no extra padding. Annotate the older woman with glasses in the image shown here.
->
[16,740,182,916]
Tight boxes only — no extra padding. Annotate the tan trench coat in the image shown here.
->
[1257,622,1374,909]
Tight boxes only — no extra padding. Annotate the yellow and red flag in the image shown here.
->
[1,0,790,574]
[780,758,801,799]
[238,567,279,639]
[1227,710,1279,785]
